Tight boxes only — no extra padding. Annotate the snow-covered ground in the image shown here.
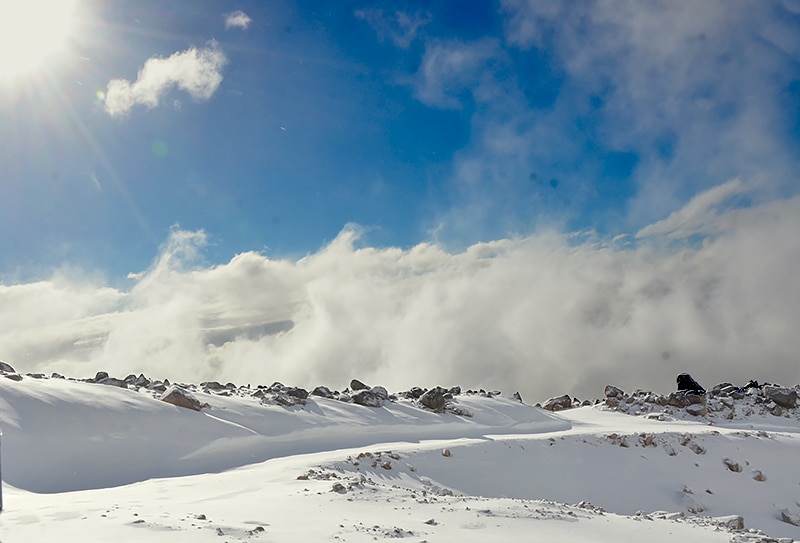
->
[0,369,798,542]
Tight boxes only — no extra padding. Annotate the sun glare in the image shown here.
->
[0,0,76,79]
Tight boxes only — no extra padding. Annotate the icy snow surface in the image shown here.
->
[0,374,798,542]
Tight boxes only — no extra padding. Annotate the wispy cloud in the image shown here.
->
[413,39,501,109]
[104,42,226,117]
[3,195,800,401]
[636,178,755,239]
[224,10,252,30]
[355,9,430,48]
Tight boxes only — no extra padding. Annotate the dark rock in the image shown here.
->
[370,386,389,400]
[405,387,425,399]
[542,394,572,412]
[160,385,202,411]
[92,371,109,383]
[201,381,226,392]
[604,385,625,399]
[668,391,706,407]
[419,387,448,412]
[512,391,523,403]
[0,360,16,373]
[350,379,369,391]
[763,386,797,408]
[3,373,22,381]
[449,386,462,396]
[677,373,705,394]
[311,385,334,398]
[285,387,309,399]
[351,389,383,408]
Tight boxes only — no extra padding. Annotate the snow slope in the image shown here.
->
[0,372,798,542]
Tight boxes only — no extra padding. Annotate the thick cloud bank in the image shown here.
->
[1,184,799,402]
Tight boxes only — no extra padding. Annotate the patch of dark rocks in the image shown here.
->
[538,375,799,422]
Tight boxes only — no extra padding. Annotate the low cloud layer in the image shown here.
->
[2,182,798,402]
[104,42,226,117]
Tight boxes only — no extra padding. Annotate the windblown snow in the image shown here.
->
[0,365,798,542]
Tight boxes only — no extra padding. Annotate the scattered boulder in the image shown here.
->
[677,373,705,394]
[779,509,800,527]
[722,458,742,473]
[351,389,383,408]
[311,385,334,398]
[370,386,389,400]
[3,373,22,381]
[160,385,203,411]
[350,379,369,391]
[542,394,572,412]
[685,403,708,417]
[419,387,449,412]
[763,386,797,408]
[604,385,625,399]
[668,391,706,408]
[0,360,16,373]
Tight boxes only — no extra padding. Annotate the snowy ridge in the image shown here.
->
[0,366,798,542]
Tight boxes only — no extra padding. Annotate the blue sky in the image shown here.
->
[2,1,800,398]
[3,0,797,280]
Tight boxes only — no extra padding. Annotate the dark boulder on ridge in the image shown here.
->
[677,373,705,394]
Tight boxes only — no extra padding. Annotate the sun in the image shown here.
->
[0,0,77,79]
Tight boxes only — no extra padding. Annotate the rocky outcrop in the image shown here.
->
[542,394,572,412]
[763,386,797,408]
[160,385,203,411]
[419,387,448,412]
[0,360,16,373]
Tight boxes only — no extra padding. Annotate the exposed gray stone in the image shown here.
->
[419,387,448,412]
[0,360,16,373]
[604,385,625,399]
[350,379,369,391]
[763,386,797,408]
[351,389,383,408]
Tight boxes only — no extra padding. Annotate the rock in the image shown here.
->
[0,360,16,373]
[752,469,765,481]
[404,387,425,399]
[350,379,369,391]
[763,386,797,408]
[722,458,742,472]
[419,387,448,412]
[512,391,523,403]
[92,371,109,382]
[779,509,800,527]
[685,403,708,417]
[201,381,226,392]
[668,391,706,407]
[441,449,452,457]
[449,386,462,396]
[3,373,22,381]
[677,373,705,393]
[370,386,389,400]
[351,389,383,408]
[713,515,744,530]
[542,394,572,411]
[285,387,309,400]
[311,385,334,398]
[604,385,625,399]
[160,385,203,411]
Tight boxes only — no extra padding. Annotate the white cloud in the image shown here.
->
[2,196,800,402]
[636,178,754,239]
[104,42,226,117]
[355,9,430,48]
[224,10,252,30]
[498,0,800,224]
[413,39,501,108]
